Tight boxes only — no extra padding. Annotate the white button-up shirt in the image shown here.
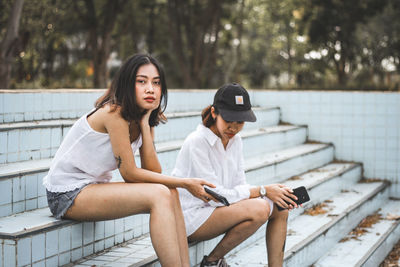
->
[172,124,253,235]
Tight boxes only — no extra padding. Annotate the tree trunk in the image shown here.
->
[0,0,24,89]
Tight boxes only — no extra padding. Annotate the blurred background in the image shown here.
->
[1,0,399,90]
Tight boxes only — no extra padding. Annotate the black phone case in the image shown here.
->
[277,186,310,211]
[204,187,230,206]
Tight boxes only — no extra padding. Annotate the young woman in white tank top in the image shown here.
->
[43,54,216,267]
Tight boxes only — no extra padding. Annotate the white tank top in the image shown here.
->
[43,110,142,192]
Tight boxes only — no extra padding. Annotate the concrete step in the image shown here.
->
[0,124,307,217]
[314,198,400,267]
[0,208,151,267]
[225,181,390,266]
[71,162,363,267]
[0,107,279,164]
[0,144,335,266]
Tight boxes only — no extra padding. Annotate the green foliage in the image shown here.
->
[1,0,399,90]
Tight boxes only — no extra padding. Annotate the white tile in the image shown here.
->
[17,237,31,266]
[32,261,45,267]
[0,132,7,153]
[46,229,59,257]
[83,244,94,257]
[0,179,12,205]
[0,203,12,217]
[0,240,2,267]
[32,233,45,262]
[4,240,16,267]
[25,174,38,199]
[25,199,37,211]
[40,129,51,150]
[45,256,58,267]
[59,251,71,266]
[115,233,123,244]
[37,196,47,208]
[94,221,105,241]
[71,247,83,261]
[94,240,105,253]
[12,201,24,214]
[12,176,26,202]
[7,130,19,153]
[83,222,94,245]
[59,226,72,253]
[71,224,83,249]
[104,236,114,249]
[104,220,114,238]
[115,218,124,234]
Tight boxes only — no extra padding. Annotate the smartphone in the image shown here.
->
[277,186,310,211]
[204,187,230,206]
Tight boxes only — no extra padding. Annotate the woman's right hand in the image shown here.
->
[183,178,217,203]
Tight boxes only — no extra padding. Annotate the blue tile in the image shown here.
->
[40,129,51,150]
[46,229,59,257]
[94,221,105,241]
[45,256,58,267]
[25,174,38,199]
[32,261,45,267]
[83,222,94,245]
[0,240,2,267]
[50,128,61,148]
[12,177,26,202]
[105,220,114,238]
[7,130,19,153]
[25,199,37,211]
[71,248,83,261]
[4,240,16,267]
[17,237,31,266]
[59,226,71,253]
[83,244,94,257]
[0,203,12,217]
[94,240,105,253]
[0,179,12,205]
[59,251,71,266]
[71,224,83,249]
[104,236,114,249]
[0,132,6,153]
[115,218,124,234]
[32,234,45,262]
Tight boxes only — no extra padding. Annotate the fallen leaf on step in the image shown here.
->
[386,213,400,220]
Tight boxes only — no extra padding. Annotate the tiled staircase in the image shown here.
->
[0,90,399,267]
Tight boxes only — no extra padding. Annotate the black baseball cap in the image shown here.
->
[213,83,257,122]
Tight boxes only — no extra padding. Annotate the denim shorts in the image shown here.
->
[46,185,88,219]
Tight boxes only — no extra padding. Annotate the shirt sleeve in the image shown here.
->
[187,139,251,207]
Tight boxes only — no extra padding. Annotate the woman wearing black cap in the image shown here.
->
[172,83,298,267]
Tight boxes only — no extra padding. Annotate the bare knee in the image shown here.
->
[149,184,173,209]
[248,199,270,224]
[271,206,289,221]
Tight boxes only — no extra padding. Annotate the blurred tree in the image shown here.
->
[298,0,387,86]
[167,0,233,88]
[73,0,127,88]
[0,0,24,88]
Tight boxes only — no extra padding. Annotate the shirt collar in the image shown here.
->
[196,124,219,146]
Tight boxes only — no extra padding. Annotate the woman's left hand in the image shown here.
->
[265,184,298,210]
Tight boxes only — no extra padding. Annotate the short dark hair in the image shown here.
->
[201,105,219,128]
[95,54,168,127]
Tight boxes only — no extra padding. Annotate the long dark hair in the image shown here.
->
[95,54,168,127]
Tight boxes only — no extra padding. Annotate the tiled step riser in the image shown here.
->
[0,109,279,164]
[155,108,280,143]
[0,214,150,267]
[248,147,334,186]
[288,166,362,220]
[1,127,306,217]
[284,187,390,267]
[362,223,400,267]
[242,127,307,159]
[0,172,47,218]
[1,90,219,124]
[0,126,70,164]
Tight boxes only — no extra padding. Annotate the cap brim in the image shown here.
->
[219,108,257,122]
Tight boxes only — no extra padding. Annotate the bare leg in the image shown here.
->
[188,198,270,261]
[64,183,186,267]
[266,205,289,267]
[170,189,190,267]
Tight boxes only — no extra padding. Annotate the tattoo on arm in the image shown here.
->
[115,155,122,168]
